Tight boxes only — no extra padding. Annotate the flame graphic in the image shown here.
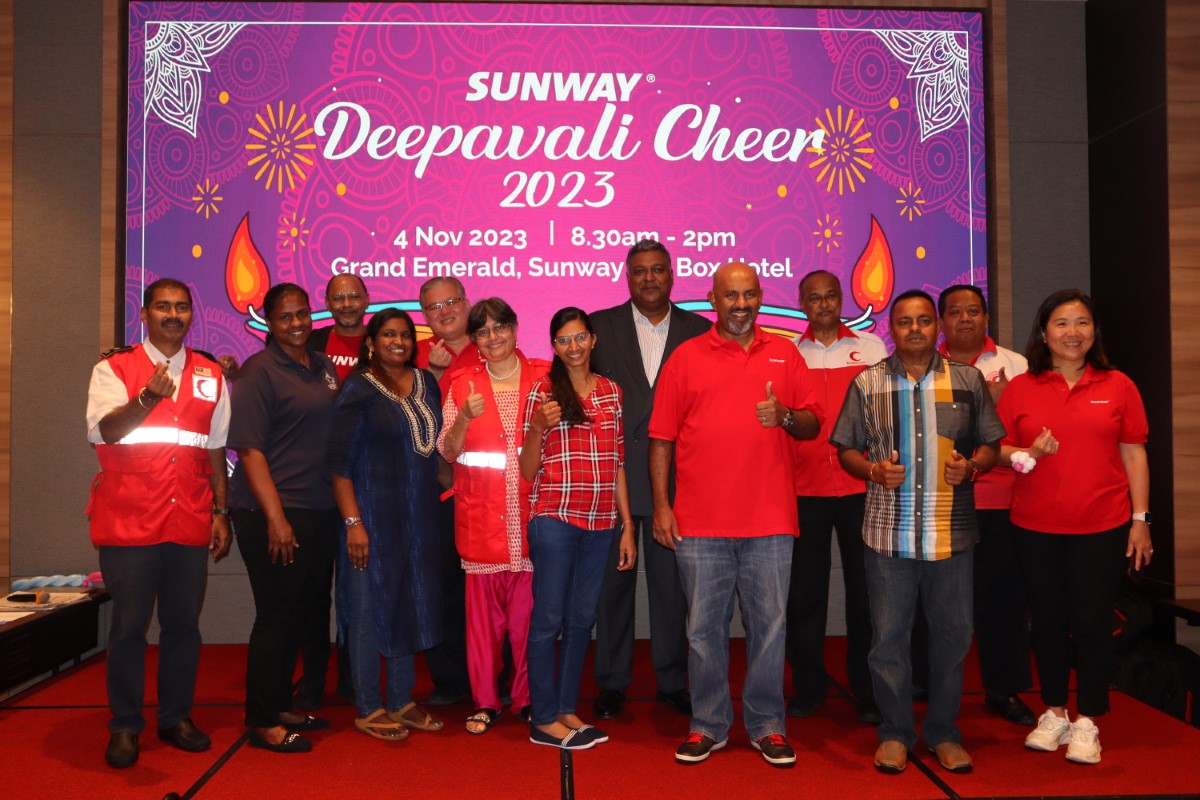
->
[225,213,270,314]
[850,216,895,312]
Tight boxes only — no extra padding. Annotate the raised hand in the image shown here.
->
[145,362,176,400]
[944,449,973,486]
[871,449,906,489]
[461,380,485,419]
[427,339,453,369]
[755,380,785,427]
[1030,427,1059,458]
[986,366,1008,405]
[531,391,562,432]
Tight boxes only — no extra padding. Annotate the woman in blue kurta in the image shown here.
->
[328,308,447,740]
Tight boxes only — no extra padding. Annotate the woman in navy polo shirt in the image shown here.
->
[229,282,340,753]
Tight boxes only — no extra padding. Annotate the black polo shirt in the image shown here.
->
[228,340,339,510]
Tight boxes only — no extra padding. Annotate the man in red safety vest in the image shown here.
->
[86,277,231,769]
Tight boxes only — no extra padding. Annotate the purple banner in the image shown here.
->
[127,2,986,359]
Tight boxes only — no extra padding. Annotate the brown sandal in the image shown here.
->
[354,708,409,741]
[388,701,444,732]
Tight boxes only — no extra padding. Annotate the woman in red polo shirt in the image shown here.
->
[520,307,636,750]
[997,289,1152,766]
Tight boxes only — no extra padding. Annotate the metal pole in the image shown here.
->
[560,748,575,800]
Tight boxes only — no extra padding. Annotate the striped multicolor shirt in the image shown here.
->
[830,352,1005,560]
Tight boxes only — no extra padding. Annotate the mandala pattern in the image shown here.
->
[875,31,969,142]
[145,22,247,136]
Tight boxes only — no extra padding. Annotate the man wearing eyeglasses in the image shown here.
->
[308,274,371,383]
[415,275,483,707]
[416,276,482,399]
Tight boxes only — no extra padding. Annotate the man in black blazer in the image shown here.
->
[589,239,711,719]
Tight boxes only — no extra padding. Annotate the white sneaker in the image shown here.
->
[1025,710,1071,751]
[1065,717,1102,764]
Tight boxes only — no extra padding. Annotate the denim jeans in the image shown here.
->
[340,556,415,719]
[675,534,792,743]
[526,516,616,726]
[864,545,973,750]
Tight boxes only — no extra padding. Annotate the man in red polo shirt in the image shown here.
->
[650,262,821,768]
[415,275,482,706]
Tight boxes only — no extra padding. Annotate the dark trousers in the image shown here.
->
[785,494,873,703]
[1014,523,1127,717]
[422,498,470,695]
[235,507,338,728]
[973,509,1032,696]
[98,542,209,734]
[593,515,689,694]
[295,544,336,704]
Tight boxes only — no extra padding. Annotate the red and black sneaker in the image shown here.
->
[675,732,728,764]
[753,733,797,767]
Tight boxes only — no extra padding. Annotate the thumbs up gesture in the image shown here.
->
[944,449,974,486]
[986,366,1009,405]
[870,450,906,489]
[530,391,562,433]
[461,380,485,419]
[755,381,785,428]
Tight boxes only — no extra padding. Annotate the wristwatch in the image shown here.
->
[212,507,231,516]
[780,408,795,429]
[1132,512,1152,524]
[967,459,980,483]
[344,516,364,528]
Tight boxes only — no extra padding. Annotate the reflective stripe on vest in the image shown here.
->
[117,426,210,448]
[457,451,505,470]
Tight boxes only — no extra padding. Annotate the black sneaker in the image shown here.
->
[753,733,797,767]
[675,732,727,763]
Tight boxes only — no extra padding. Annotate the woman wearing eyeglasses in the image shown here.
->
[520,307,636,750]
[437,298,549,735]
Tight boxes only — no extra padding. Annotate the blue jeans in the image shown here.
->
[341,557,415,719]
[675,535,792,742]
[864,546,974,750]
[526,516,616,726]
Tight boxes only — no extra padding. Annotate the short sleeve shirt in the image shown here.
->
[649,325,821,538]
[228,341,340,510]
[830,352,1005,560]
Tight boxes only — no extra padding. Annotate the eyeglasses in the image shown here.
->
[423,296,465,313]
[553,332,592,347]
[329,292,364,304]
[473,322,513,341]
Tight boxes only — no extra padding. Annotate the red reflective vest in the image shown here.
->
[445,352,548,564]
[88,345,224,546]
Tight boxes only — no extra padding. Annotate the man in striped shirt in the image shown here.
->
[830,290,1003,775]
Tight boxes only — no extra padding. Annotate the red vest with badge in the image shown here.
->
[445,352,548,564]
[89,345,223,546]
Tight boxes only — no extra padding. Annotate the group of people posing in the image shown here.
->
[86,239,1151,776]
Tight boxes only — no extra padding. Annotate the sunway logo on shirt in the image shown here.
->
[769,358,787,363]
[329,354,359,367]
[1091,400,1110,404]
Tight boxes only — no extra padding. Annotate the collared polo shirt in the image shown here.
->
[792,324,888,497]
[831,351,1005,560]
[938,337,1028,510]
[997,365,1147,533]
[228,340,340,509]
[649,325,821,538]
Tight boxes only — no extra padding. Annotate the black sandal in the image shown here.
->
[465,708,500,735]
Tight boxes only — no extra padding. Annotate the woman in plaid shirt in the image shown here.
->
[520,307,636,750]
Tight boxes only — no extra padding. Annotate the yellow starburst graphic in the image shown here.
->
[896,181,926,222]
[808,105,874,195]
[279,213,310,251]
[246,102,317,193]
[192,178,223,219]
[812,213,844,253]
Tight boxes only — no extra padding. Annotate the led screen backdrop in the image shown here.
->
[126,2,986,359]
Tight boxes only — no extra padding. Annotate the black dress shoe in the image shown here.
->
[156,718,211,752]
[985,693,1037,726]
[247,730,313,753]
[656,689,692,716]
[856,698,883,726]
[786,695,825,718]
[105,730,139,768]
[281,714,331,732]
[593,688,625,719]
